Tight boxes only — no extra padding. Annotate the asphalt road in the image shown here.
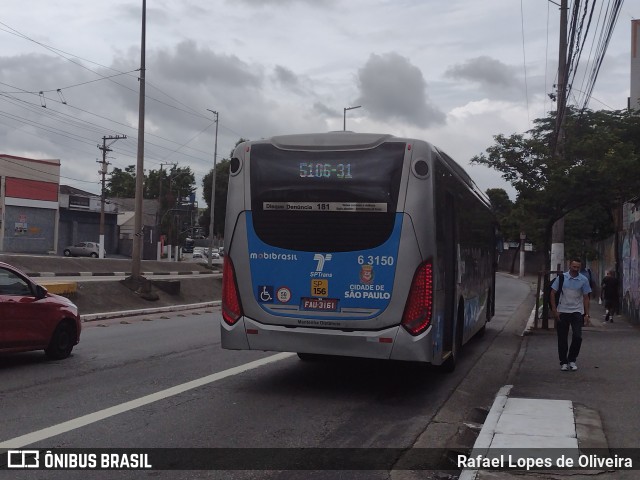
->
[0,274,533,480]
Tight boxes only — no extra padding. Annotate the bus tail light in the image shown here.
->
[222,256,243,325]
[401,260,433,336]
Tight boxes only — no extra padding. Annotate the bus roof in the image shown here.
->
[245,132,491,209]
[268,132,394,151]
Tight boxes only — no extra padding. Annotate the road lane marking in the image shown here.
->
[0,352,295,449]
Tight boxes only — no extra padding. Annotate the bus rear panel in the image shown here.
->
[221,132,495,367]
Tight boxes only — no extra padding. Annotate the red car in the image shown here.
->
[0,261,81,359]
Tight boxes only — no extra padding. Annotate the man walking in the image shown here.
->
[550,259,592,371]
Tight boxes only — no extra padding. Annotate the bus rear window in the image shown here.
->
[250,142,405,252]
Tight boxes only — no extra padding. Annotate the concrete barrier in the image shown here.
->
[36,280,77,295]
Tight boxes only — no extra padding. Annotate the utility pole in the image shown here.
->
[157,162,176,227]
[206,109,219,268]
[97,135,126,259]
[550,0,568,272]
[131,0,147,280]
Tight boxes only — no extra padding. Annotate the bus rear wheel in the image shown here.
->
[441,301,464,373]
[297,352,323,362]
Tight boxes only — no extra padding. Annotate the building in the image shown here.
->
[0,154,60,254]
[113,197,159,259]
[58,185,118,255]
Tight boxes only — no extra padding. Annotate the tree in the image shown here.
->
[564,203,615,261]
[106,163,195,245]
[486,188,512,218]
[148,166,196,245]
[105,165,137,197]
[201,138,249,238]
[472,108,640,271]
[145,165,195,202]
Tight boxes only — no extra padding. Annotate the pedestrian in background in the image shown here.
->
[601,270,619,323]
[580,265,594,298]
[550,258,592,371]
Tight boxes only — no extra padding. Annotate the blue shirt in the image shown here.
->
[551,272,592,314]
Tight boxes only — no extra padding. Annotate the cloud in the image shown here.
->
[354,52,445,128]
[312,102,338,119]
[273,65,299,87]
[444,56,522,98]
[153,40,262,88]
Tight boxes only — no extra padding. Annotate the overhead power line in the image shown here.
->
[0,20,211,121]
[0,19,243,189]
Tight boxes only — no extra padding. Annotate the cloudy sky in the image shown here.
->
[1,0,637,202]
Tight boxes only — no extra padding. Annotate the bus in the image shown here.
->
[220,132,497,371]
[182,237,195,253]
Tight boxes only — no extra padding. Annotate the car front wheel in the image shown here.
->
[45,322,76,360]
[63,249,72,257]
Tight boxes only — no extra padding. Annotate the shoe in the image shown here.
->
[561,364,569,371]
[569,362,578,371]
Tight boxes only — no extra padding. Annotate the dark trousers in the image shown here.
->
[557,312,583,364]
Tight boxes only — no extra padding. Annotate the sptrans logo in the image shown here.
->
[313,253,332,271]
[250,252,298,261]
[311,254,332,278]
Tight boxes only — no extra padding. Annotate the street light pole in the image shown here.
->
[206,109,219,268]
[343,105,362,131]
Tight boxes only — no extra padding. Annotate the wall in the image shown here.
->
[498,248,546,275]
[621,222,640,324]
[0,155,60,253]
[3,205,56,253]
[117,226,159,259]
[58,209,118,255]
[593,199,640,325]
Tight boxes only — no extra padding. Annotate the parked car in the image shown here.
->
[0,262,81,359]
[63,241,105,258]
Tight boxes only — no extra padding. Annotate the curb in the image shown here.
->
[81,301,221,322]
[459,385,513,480]
[522,307,537,336]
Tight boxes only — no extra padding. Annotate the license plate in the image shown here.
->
[301,297,339,312]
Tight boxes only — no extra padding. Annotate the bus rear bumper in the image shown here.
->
[221,316,434,363]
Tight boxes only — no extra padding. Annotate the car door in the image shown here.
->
[76,242,89,256]
[0,267,48,349]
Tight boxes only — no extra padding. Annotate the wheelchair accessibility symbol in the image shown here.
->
[258,285,274,303]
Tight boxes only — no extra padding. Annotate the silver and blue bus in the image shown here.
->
[221,132,496,371]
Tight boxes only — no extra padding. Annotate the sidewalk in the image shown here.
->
[462,297,640,479]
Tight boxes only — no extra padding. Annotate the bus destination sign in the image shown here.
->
[263,202,387,213]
